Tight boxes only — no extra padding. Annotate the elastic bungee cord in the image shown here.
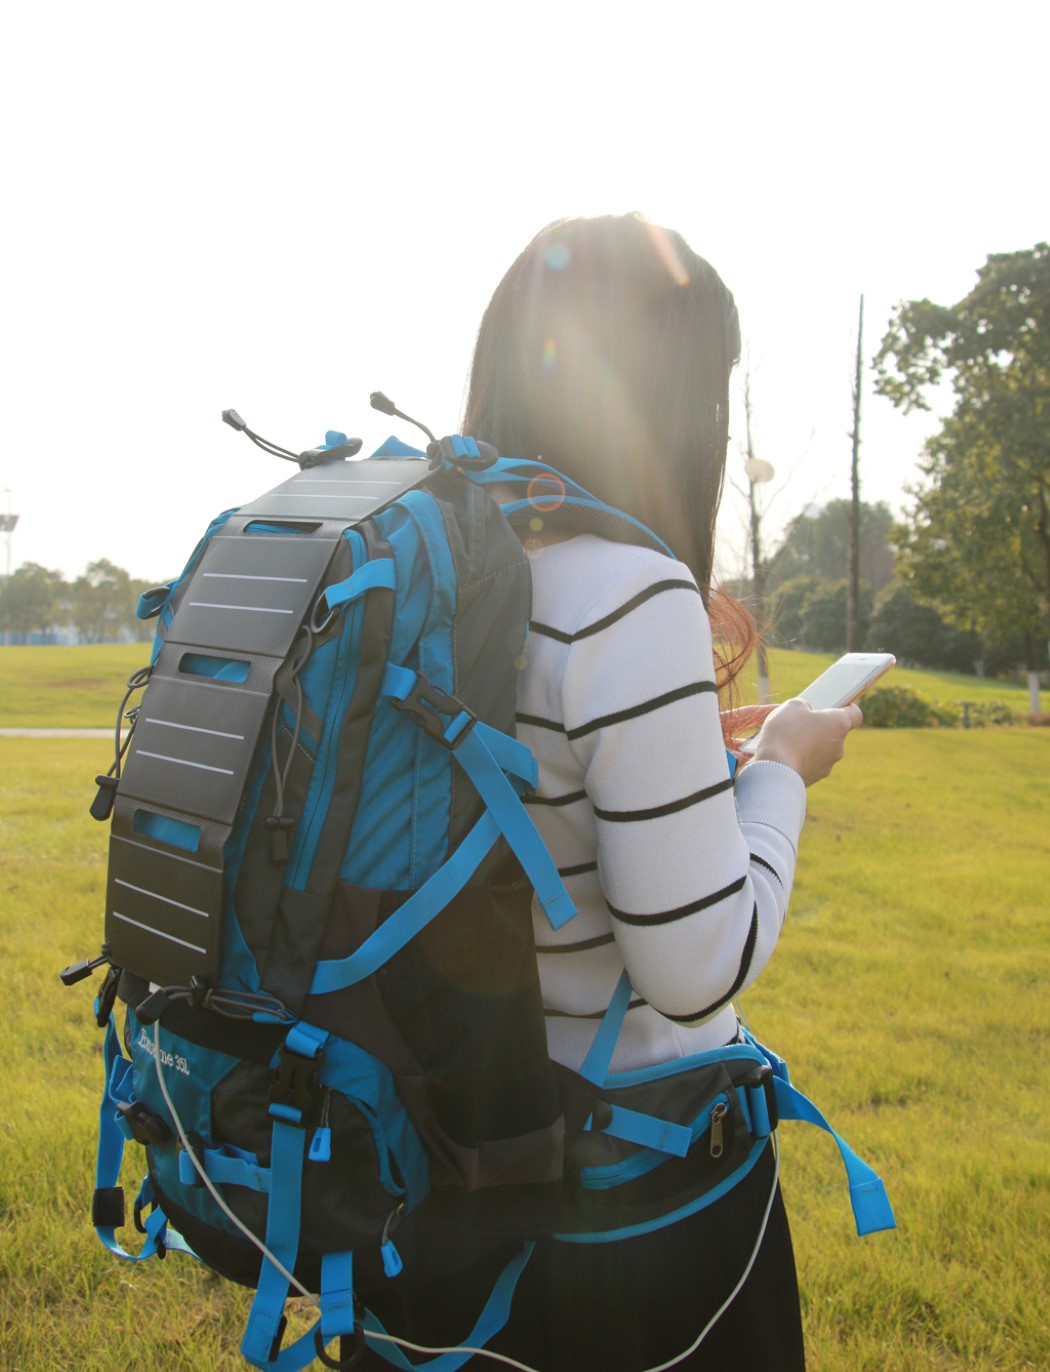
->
[268,628,314,848]
[150,1025,778,1372]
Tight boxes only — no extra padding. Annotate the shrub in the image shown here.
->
[862,686,956,728]
[969,699,1020,727]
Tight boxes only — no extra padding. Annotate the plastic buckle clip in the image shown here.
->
[95,963,122,1027]
[117,1100,172,1147]
[268,1042,325,1125]
[437,435,499,472]
[740,1063,779,1137]
[390,673,477,750]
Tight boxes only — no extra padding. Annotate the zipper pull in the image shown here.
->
[308,1089,332,1162]
[381,1204,405,1278]
[710,1101,728,1159]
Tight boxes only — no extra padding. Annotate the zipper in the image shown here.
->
[579,1093,731,1190]
[709,1101,728,1159]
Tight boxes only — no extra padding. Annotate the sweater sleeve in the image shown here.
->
[559,562,806,1024]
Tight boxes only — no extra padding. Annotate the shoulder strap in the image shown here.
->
[431,440,674,557]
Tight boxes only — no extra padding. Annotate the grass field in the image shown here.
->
[0,641,1038,729]
[1,650,1047,1369]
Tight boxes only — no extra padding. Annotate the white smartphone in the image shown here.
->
[736,652,895,755]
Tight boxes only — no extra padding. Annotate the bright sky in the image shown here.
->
[2,1,1045,587]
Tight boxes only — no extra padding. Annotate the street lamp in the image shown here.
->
[0,488,17,579]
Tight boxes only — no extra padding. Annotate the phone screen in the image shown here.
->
[736,653,895,754]
[797,653,896,710]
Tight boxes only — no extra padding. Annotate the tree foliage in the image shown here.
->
[767,575,872,654]
[0,563,67,641]
[866,583,985,672]
[69,559,137,643]
[874,243,1050,671]
[0,559,157,643]
[766,499,896,596]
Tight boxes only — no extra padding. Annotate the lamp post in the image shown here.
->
[743,457,774,704]
[0,490,19,646]
[0,489,18,578]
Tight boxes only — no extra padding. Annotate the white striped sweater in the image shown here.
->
[517,535,807,1074]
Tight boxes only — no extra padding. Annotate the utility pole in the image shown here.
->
[847,296,864,652]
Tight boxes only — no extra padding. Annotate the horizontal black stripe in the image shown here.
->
[525,789,588,808]
[545,997,646,1020]
[664,904,758,1024]
[517,680,717,739]
[750,854,784,888]
[536,932,614,954]
[516,711,565,733]
[558,860,599,878]
[595,776,734,823]
[530,579,699,644]
[609,875,747,926]
[567,680,717,741]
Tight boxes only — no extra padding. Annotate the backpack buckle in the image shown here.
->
[436,435,499,472]
[117,1099,173,1147]
[268,1042,325,1126]
[391,672,477,750]
[740,1063,779,1138]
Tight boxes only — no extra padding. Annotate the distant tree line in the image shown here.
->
[738,242,1048,694]
[0,559,158,644]
[736,497,1027,677]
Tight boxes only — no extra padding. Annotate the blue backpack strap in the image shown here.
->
[771,1077,895,1235]
[310,809,502,994]
[93,1017,172,1263]
[381,664,576,931]
[573,971,691,1157]
[454,451,674,557]
[358,1242,535,1372]
[177,1146,271,1193]
[453,724,575,929]
[739,1033,895,1235]
[579,969,632,1086]
[242,1024,330,1370]
[252,1252,359,1372]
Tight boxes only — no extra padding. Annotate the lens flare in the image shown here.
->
[645,223,690,287]
[544,242,571,271]
[541,337,557,377]
[527,474,566,513]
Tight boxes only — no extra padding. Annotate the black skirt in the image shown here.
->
[353,1141,806,1372]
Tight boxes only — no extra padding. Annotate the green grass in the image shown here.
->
[747,648,1036,714]
[0,645,149,728]
[1,641,1036,729]
[742,730,1050,1370]
[1,656,1048,1369]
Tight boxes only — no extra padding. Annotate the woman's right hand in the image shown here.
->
[747,697,864,787]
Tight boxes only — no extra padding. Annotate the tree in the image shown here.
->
[866,583,983,671]
[766,499,896,595]
[765,573,872,653]
[69,559,137,643]
[874,243,1050,711]
[800,579,872,655]
[0,562,67,642]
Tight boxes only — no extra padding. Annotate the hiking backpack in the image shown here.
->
[64,405,894,1372]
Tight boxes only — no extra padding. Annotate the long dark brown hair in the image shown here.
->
[462,213,755,700]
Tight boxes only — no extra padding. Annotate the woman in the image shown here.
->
[364,215,860,1370]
